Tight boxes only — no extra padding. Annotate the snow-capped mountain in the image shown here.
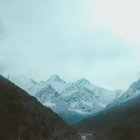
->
[9,76,48,95]
[75,79,96,90]
[76,79,123,106]
[9,74,123,123]
[108,78,140,107]
[35,84,59,107]
[60,83,103,113]
[35,83,93,123]
[120,79,140,102]
[47,75,68,93]
[9,76,38,94]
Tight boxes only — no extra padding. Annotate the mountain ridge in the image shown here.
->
[73,78,140,140]
[9,74,124,124]
[0,75,81,140]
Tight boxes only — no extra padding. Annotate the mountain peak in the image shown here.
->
[47,75,65,83]
[76,78,91,85]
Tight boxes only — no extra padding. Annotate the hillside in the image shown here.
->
[74,95,140,140]
[0,76,81,140]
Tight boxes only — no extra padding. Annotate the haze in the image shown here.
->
[0,0,140,90]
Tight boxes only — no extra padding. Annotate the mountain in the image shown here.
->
[60,83,103,113]
[74,93,140,140]
[76,79,123,106]
[108,78,140,108]
[35,83,94,124]
[0,75,81,140]
[35,84,59,107]
[75,79,96,90]
[47,75,68,93]
[120,79,140,101]
[9,75,123,124]
[9,76,38,95]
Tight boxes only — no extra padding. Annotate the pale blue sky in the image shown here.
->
[0,0,140,90]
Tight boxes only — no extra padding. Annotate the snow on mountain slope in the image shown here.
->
[121,79,140,102]
[60,83,103,113]
[107,79,140,108]
[35,84,59,107]
[47,75,68,93]
[9,74,123,123]
[9,76,38,95]
[35,84,92,123]
[76,79,97,90]
[76,79,123,105]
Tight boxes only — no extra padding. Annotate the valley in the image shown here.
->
[1,0,139,139]
[1,74,140,140]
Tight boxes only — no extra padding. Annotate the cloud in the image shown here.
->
[88,0,140,44]
[0,0,140,90]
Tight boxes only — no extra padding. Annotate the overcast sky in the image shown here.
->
[0,0,140,90]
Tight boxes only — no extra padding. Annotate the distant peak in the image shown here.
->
[49,75,61,81]
[47,75,65,83]
[76,78,90,84]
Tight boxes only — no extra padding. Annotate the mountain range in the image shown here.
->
[2,74,140,140]
[9,75,123,123]
[74,78,140,140]
[107,78,140,107]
